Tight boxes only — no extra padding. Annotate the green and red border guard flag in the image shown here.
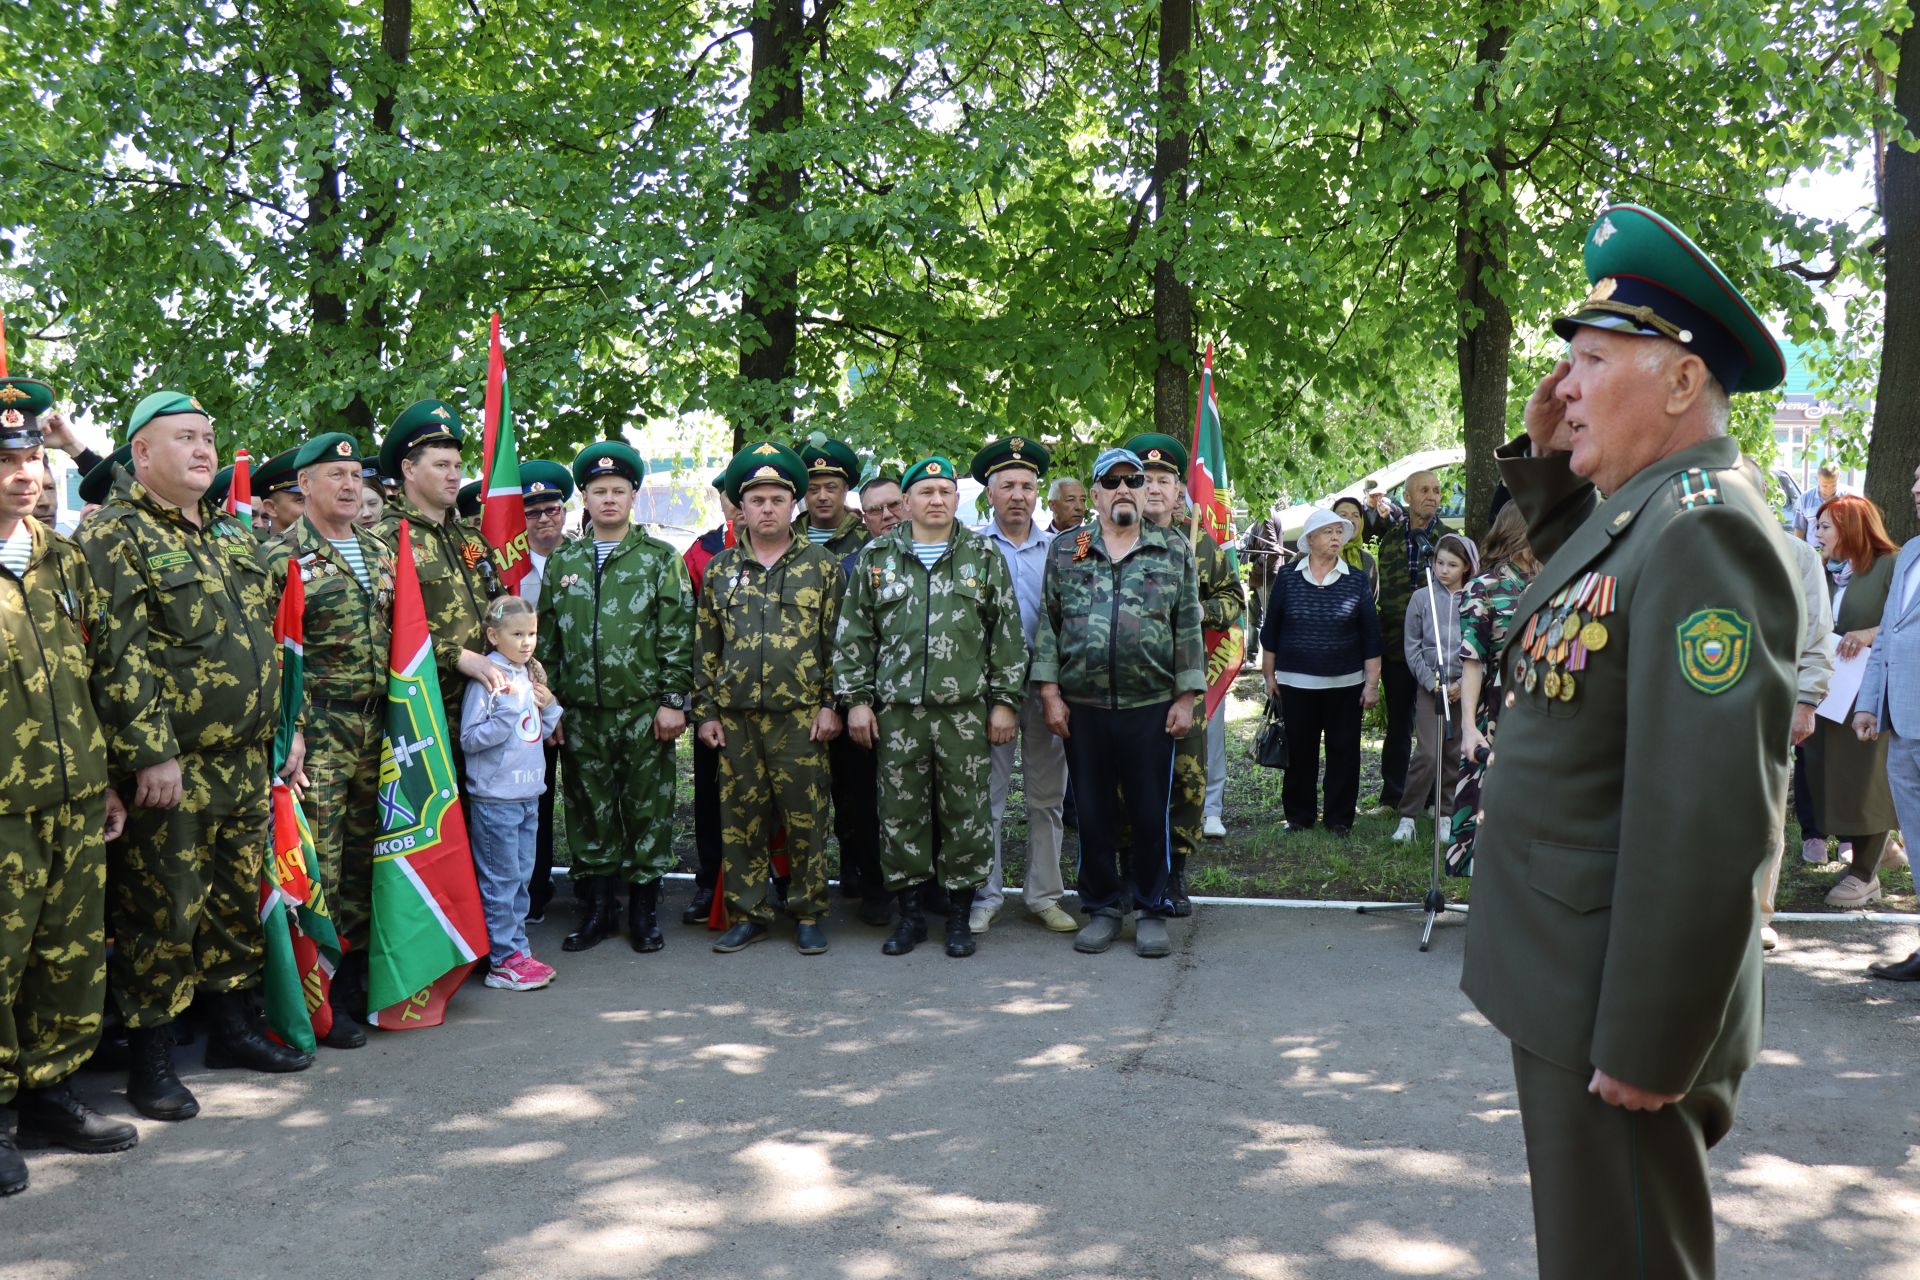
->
[480,312,531,595]
[1188,344,1246,719]
[367,519,488,1029]
[226,448,253,529]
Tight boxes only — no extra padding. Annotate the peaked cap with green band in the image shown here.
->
[722,440,807,504]
[902,455,959,491]
[795,433,860,486]
[207,464,234,508]
[1122,432,1187,479]
[78,443,132,506]
[252,446,303,497]
[0,378,53,449]
[378,398,464,478]
[1552,204,1784,395]
[127,390,210,439]
[291,431,366,472]
[573,440,644,488]
[969,436,1051,484]
[456,480,482,520]
[521,459,574,506]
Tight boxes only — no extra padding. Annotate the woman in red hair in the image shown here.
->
[1808,494,1903,905]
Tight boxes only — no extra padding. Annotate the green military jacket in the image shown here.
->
[694,535,843,723]
[833,523,1026,710]
[264,518,397,711]
[1461,434,1799,1096]
[796,510,868,560]
[1031,520,1206,710]
[76,472,278,768]
[1181,513,1245,633]
[537,525,694,711]
[0,518,129,813]
[372,495,499,690]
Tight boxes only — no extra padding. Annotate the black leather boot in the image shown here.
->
[681,883,715,925]
[323,961,368,1048]
[126,1025,198,1122]
[944,894,977,958]
[629,880,665,953]
[563,877,618,952]
[1168,854,1193,918]
[15,1082,138,1153]
[0,1111,24,1196]
[205,991,313,1073]
[882,891,928,956]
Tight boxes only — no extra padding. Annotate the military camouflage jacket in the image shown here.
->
[537,526,694,710]
[1181,513,1246,633]
[832,523,1026,710]
[75,472,278,767]
[264,518,397,710]
[0,518,127,812]
[796,510,869,560]
[694,535,843,723]
[1031,520,1206,709]
[372,495,499,687]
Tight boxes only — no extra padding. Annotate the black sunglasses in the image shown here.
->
[1098,473,1145,490]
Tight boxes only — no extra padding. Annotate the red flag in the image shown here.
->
[226,448,253,528]
[480,312,531,594]
[1188,345,1245,719]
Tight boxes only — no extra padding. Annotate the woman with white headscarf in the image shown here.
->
[1259,508,1383,836]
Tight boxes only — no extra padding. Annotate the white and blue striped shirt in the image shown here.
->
[328,538,371,591]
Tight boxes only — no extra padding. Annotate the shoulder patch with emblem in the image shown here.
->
[1675,607,1751,695]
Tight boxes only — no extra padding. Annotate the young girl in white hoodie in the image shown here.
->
[460,596,564,991]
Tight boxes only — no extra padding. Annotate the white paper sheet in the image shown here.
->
[1817,643,1870,724]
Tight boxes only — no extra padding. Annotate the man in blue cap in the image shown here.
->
[1462,206,1800,1278]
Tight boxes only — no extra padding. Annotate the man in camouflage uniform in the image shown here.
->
[696,442,842,955]
[78,391,311,1124]
[265,432,397,1045]
[538,441,693,954]
[0,379,141,1194]
[834,455,1026,959]
[1129,432,1244,914]
[371,400,504,741]
[1032,447,1205,959]
[794,435,869,558]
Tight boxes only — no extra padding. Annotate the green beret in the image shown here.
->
[573,440,644,488]
[721,441,808,504]
[1553,204,1784,395]
[0,378,53,450]
[208,465,234,509]
[1123,433,1187,479]
[795,435,860,486]
[291,431,366,473]
[902,455,959,491]
[456,480,482,520]
[78,443,132,506]
[252,447,303,497]
[969,436,1051,484]
[126,390,210,441]
[378,399,464,479]
[520,460,574,506]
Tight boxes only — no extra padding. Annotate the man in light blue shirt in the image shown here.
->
[968,438,1077,934]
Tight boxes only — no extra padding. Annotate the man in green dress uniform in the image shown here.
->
[1461,205,1801,1279]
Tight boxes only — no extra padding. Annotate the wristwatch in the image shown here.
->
[660,692,689,711]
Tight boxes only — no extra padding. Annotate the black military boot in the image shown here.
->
[563,877,618,952]
[882,891,928,956]
[944,892,978,959]
[323,961,368,1049]
[629,880,665,954]
[681,883,715,925]
[1168,854,1193,918]
[125,1025,199,1122]
[919,880,950,917]
[14,1082,138,1153]
[0,1110,24,1196]
[205,991,313,1073]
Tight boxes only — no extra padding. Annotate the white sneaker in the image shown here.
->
[1437,816,1451,845]
[1391,817,1417,843]
[1889,836,1910,868]
[1203,816,1227,840]
[1825,875,1882,908]
[1760,925,1779,952]
[968,905,996,933]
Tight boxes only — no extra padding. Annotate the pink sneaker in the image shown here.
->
[484,953,550,991]
[517,955,556,984]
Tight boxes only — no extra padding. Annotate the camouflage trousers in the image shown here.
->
[302,697,383,952]
[1116,710,1206,866]
[875,704,993,893]
[111,744,271,1029]
[561,705,676,885]
[717,709,829,924]
[0,794,109,1105]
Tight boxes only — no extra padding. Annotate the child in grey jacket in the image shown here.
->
[461,596,564,990]
[1394,533,1477,842]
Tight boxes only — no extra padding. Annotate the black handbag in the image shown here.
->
[1253,697,1289,769]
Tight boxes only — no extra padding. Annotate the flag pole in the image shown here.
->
[1187,344,1212,550]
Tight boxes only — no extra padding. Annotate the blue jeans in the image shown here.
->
[468,798,539,964]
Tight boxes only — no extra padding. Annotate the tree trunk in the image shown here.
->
[299,56,353,433]
[1456,17,1513,543]
[1867,16,1920,543]
[1152,0,1193,440]
[736,0,806,452]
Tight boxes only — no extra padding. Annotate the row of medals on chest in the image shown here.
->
[1514,572,1617,704]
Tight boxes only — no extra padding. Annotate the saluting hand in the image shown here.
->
[1589,1068,1684,1113]
[102,788,127,842]
[1524,360,1576,455]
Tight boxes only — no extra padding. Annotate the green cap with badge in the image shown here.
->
[521,460,574,507]
[902,455,959,491]
[456,480,482,520]
[1552,204,1784,395]
[795,433,860,486]
[969,436,1051,484]
[0,378,53,450]
[1123,433,1187,479]
[378,399,464,479]
[126,390,211,440]
[78,443,133,506]
[252,447,303,497]
[721,441,807,504]
[291,431,366,473]
[573,440,644,488]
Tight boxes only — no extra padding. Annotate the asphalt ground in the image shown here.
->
[5,900,1917,1280]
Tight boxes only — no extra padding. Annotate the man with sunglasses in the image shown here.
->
[1032,448,1205,959]
[517,460,573,923]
